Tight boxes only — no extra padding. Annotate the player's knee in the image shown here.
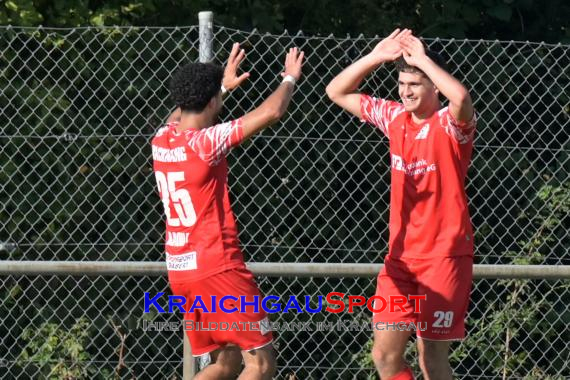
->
[418,348,449,377]
[244,358,275,379]
[372,342,402,371]
[243,350,276,379]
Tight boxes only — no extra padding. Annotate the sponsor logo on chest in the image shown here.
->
[391,154,437,176]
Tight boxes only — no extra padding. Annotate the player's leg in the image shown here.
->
[416,339,452,380]
[194,346,242,380]
[372,258,419,379]
[372,329,414,379]
[238,344,276,380]
[415,255,473,380]
[206,268,274,379]
[170,281,230,379]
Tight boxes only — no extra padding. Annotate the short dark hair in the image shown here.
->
[169,63,223,112]
[395,49,448,75]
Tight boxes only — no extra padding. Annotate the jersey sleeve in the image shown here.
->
[438,107,477,145]
[360,94,405,139]
[186,118,244,166]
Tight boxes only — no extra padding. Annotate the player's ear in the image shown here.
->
[429,79,439,95]
[207,95,217,109]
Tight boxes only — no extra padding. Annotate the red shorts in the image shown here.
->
[170,268,273,356]
[373,256,473,340]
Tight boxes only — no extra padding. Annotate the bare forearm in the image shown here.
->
[266,82,295,118]
[415,56,473,120]
[241,82,295,139]
[326,54,387,117]
[326,54,383,98]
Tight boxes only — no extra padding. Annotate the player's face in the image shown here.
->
[398,71,438,113]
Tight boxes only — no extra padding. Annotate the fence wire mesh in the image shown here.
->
[0,25,569,379]
[1,275,569,379]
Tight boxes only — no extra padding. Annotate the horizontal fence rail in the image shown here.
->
[1,261,570,279]
[1,267,569,379]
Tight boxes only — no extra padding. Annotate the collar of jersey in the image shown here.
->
[167,122,182,136]
[406,112,435,131]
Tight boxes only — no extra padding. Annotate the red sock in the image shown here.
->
[387,367,415,380]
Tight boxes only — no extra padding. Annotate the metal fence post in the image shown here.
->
[199,11,214,63]
[183,332,194,380]
[183,12,214,378]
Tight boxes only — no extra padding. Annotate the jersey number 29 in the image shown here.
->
[155,171,196,227]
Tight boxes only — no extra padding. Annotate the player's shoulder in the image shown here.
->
[361,95,406,122]
[153,123,180,142]
[151,126,167,146]
[436,106,477,127]
[437,106,451,118]
[386,102,407,124]
[154,124,173,137]
[362,94,403,108]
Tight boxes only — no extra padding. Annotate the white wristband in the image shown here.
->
[221,84,228,95]
[282,75,296,85]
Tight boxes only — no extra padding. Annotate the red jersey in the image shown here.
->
[360,95,476,259]
[151,119,246,283]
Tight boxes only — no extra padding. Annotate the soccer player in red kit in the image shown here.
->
[326,29,476,380]
[152,44,304,380]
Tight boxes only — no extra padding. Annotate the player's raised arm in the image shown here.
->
[240,47,304,141]
[400,34,474,122]
[165,42,250,123]
[326,28,411,118]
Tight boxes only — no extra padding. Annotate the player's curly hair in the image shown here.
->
[395,49,448,75]
[169,63,223,112]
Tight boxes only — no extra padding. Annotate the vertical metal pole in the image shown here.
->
[199,11,214,63]
[183,332,194,380]
[184,11,214,380]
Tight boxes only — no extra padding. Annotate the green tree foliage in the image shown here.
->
[16,318,107,379]
[1,0,568,42]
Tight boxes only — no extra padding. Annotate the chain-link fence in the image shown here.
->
[0,23,569,379]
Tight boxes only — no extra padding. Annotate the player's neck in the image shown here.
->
[176,112,215,132]
[411,101,440,124]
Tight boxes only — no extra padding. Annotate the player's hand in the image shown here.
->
[400,34,428,68]
[370,28,411,63]
[223,42,250,91]
[281,47,304,81]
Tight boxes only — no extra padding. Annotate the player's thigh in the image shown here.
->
[417,256,473,340]
[208,268,273,351]
[373,258,419,324]
[210,345,242,366]
[171,281,220,356]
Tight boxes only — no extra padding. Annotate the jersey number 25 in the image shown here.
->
[155,171,197,227]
